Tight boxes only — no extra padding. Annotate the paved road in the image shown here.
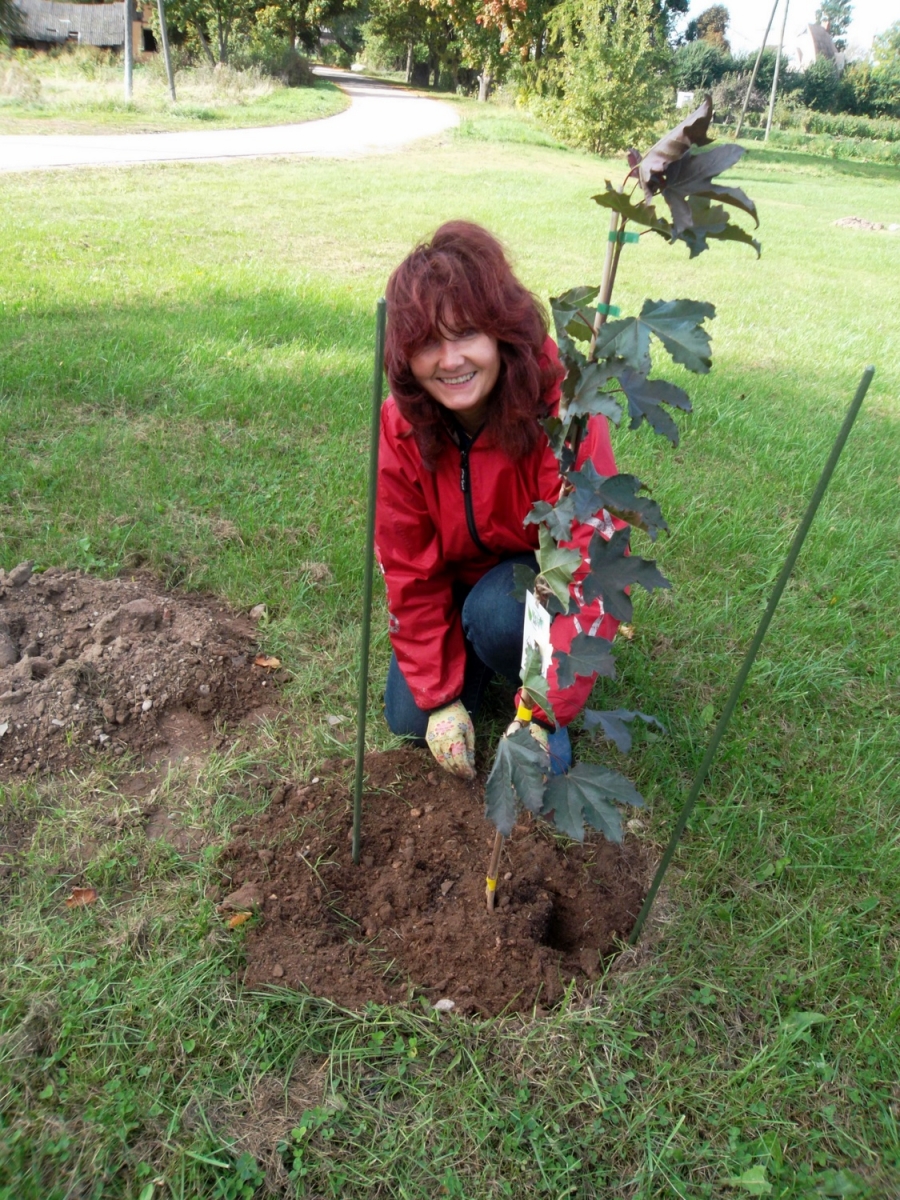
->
[0,69,459,173]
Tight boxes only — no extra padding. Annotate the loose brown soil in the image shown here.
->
[2,560,653,1015]
[0,561,276,778]
[220,749,651,1017]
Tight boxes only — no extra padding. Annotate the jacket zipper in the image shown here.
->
[459,439,493,556]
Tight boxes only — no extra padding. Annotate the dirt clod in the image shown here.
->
[0,564,274,778]
[223,749,650,1016]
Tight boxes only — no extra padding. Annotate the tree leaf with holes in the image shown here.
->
[541,763,644,843]
[525,494,577,543]
[535,526,581,612]
[567,463,668,539]
[484,726,549,836]
[614,367,692,445]
[583,708,667,753]
[554,633,616,689]
[583,527,672,622]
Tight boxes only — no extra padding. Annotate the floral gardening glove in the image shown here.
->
[425,699,476,780]
[505,714,549,754]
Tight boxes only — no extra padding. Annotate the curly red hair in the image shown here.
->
[384,221,561,467]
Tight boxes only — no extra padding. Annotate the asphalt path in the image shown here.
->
[0,68,459,173]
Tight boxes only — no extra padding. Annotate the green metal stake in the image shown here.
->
[629,366,875,945]
[352,299,387,866]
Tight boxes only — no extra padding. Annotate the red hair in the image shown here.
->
[384,221,561,467]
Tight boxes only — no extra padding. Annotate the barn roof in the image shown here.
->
[806,22,838,61]
[12,0,125,47]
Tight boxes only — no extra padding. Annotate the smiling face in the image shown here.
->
[408,328,501,435]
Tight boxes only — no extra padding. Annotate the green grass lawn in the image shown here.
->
[0,53,348,134]
[1,121,899,1199]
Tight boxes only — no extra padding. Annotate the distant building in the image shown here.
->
[794,22,845,73]
[10,0,156,54]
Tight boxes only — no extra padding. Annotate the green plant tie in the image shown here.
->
[596,302,621,317]
[352,298,387,866]
[608,231,640,244]
[628,366,875,945]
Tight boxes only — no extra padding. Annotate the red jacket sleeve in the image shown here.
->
[375,404,466,712]
[544,414,624,728]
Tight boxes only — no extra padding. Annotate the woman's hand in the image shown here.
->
[426,700,476,780]
[504,716,549,751]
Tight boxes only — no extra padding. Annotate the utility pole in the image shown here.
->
[764,0,790,143]
[156,0,176,101]
[735,0,780,139]
[123,0,134,100]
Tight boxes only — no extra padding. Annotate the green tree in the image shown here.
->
[815,0,852,52]
[801,56,840,110]
[1,0,21,42]
[673,38,731,88]
[164,0,257,62]
[685,3,729,52]
[529,0,672,154]
[869,19,900,115]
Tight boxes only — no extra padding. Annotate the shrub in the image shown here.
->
[359,26,404,73]
[528,0,671,154]
[231,35,313,87]
[711,71,765,123]
[801,58,840,111]
[674,39,732,89]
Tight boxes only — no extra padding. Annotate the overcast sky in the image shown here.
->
[678,0,899,56]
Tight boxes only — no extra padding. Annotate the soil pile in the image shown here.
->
[0,561,275,778]
[220,749,650,1016]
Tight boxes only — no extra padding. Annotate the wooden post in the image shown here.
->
[123,0,134,100]
[764,0,790,143]
[156,0,176,102]
[735,0,779,140]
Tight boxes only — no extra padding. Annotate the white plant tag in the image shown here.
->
[521,590,553,679]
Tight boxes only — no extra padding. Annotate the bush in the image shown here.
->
[359,26,404,73]
[801,58,840,111]
[231,34,313,87]
[528,0,671,154]
[674,40,732,89]
[711,71,765,123]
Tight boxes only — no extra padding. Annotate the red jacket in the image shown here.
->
[375,339,622,727]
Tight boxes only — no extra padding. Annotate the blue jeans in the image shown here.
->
[384,554,537,742]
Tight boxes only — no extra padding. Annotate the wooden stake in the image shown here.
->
[485,829,504,912]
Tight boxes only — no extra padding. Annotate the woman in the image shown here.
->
[376,221,621,780]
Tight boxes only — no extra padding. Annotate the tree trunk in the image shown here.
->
[405,40,414,84]
[195,22,216,66]
[478,64,492,102]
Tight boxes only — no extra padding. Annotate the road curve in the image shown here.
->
[0,68,459,173]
